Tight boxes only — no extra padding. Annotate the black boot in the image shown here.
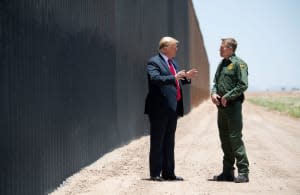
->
[234,174,249,183]
[212,170,234,181]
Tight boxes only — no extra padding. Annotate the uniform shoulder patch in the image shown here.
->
[240,64,246,69]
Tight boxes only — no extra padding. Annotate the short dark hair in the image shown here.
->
[221,38,237,52]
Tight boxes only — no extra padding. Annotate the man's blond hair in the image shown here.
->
[158,36,179,51]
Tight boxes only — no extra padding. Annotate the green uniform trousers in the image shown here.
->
[217,101,249,175]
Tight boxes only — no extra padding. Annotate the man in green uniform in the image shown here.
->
[211,38,249,183]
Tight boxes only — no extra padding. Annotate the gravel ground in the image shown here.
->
[50,99,300,195]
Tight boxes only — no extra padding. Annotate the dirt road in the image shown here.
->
[51,100,300,195]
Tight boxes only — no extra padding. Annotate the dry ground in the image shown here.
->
[51,97,300,195]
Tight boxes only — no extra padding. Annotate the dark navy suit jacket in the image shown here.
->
[144,53,190,117]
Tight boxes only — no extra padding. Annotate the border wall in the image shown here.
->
[0,0,209,194]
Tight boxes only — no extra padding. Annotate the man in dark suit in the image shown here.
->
[145,36,198,181]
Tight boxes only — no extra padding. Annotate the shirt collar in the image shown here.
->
[229,53,236,61]
[160,52,169,64]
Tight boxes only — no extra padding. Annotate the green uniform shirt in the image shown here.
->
[211,54,248,100]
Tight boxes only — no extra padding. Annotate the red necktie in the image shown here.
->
[168,59,181,101]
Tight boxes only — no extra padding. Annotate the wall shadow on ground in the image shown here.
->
[0,0,209,194]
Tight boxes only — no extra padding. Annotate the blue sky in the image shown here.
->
[192,0,300,91]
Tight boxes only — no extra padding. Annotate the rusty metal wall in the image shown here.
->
[188,0,210,107]
[0,0,209,194]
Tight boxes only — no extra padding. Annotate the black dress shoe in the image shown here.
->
[150,176,164,181]
[163,175,184,181]
[234,174,249,183]
[212,171,234,181]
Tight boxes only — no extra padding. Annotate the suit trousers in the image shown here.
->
[148,107,178,177]
[217,101,249,175]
